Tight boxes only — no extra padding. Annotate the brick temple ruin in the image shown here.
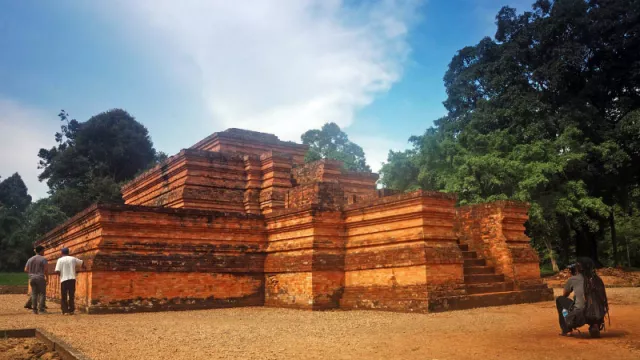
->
[37,128,553,314]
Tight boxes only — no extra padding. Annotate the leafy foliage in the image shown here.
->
[38,109,158,216]
[0,109,161,270]
[0,174,32,271]
[381,0,640,268]
[301,123,371,172]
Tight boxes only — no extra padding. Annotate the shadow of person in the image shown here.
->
[598,329,628,339]
[570,329,628,339]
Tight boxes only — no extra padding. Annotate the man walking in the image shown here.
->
[55,247,84,315]
[24,245,48,314]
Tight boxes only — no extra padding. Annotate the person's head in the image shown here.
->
[577,257,595,276]
[567,263,580,276]
[34,245,45,255]
[61,247,70,256]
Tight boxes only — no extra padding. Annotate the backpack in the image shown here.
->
[583,273,610,328]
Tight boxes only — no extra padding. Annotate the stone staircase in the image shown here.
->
[428,242,554,312]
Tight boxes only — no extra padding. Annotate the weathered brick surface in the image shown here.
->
[455,202,548,291]
[37,129,551,314]
[191,128,308,165]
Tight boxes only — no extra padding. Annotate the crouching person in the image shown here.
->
[55,247,85,315]
[556,263,586,336]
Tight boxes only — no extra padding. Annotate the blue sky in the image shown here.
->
[0,0,533,199]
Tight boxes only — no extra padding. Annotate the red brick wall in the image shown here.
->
[190,128,308,165]
[37,204,267,313]
[264,209,344,310]
[90,271,263,313]
[455,202,544,289]
[341,191,463,312]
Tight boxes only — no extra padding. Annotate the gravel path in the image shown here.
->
[1,289,639,360]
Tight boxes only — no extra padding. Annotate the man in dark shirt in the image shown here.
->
[24,245,48,314]
[555,263,586,335]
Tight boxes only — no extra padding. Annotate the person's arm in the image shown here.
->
[76,257,85,269]
[24,258,31,273]
[563,278,573,297]
[44,259,49,284]
[55,259,61,274]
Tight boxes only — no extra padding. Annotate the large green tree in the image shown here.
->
[0,173,32,271]
[381,0,640,269]
[301,122,371,172]
[38,109,158,216]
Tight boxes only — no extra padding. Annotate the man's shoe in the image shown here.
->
[68,312,75,316]
[38,310,48,314]
[589,325,601,338]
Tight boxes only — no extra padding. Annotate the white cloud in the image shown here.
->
[0,98,56,200]
[350,134,409,173]
[108,0,421,142]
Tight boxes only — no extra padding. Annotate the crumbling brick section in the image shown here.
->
[37,128,552,314]
[455,201,551,291]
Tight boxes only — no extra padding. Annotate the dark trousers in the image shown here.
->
[61,279,76,314]
[556,296,575,333]
[24,284,47,309]
[29,278,46,313]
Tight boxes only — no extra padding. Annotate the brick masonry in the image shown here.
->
[36,128,552,313]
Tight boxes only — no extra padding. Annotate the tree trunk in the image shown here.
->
[561,216,572,266]
[626,236,632,268]
[609,211,618,267]
[543,238,559,272]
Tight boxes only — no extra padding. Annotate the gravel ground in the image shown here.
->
[1,288,639,360]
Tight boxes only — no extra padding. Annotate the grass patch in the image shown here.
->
[540,264,557,278]
[0,272,28,286]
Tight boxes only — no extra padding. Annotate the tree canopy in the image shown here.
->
[38,109,158,216]
[381,0,640,269]
[0,109,161,270]
[301,122,371,172]
[0,173,33,271]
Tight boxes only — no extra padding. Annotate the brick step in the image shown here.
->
[429,288,555,312]
[465,282,514,295]
[458,244,469,251]
[462,251,477,259]
[464,258,486,267]
[463,266,495,275]
[464,274,505,284]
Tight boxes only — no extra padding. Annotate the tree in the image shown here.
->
[38,109,158,216]
[0,173,32,271]
[381,0,640,268]
[0,173,32,213]
[301,123,371,172]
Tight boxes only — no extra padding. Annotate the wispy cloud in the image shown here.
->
[350,134,410,172]
[106,0,421,145]
[0,97,56,199]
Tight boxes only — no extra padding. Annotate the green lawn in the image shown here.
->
[539,264,558,278]
[0,272,28,286]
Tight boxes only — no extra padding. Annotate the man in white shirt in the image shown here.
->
[54,248,85,315]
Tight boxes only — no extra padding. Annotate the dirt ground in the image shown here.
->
[0,337,60,360]
[545,268,640,288]
[1,288,639,360]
